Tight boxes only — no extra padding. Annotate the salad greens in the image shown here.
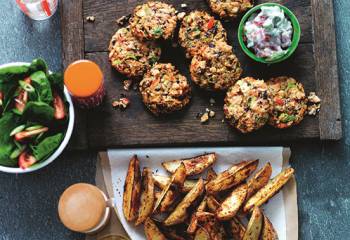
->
[0,59,69,169]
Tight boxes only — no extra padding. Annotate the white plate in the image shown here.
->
[0,62,75,174]
[108,147,290,240]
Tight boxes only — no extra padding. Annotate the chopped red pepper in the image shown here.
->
[53,92,66,120]
[15,127,49,142]
[207,17,215,30]
[19,151,37,169]
[274,97,284,106]
[15,77,32,113]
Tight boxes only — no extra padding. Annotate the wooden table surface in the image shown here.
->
[61,0,341,150]
[0,1,349,240]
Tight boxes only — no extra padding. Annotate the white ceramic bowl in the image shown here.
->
[0,62,75,174]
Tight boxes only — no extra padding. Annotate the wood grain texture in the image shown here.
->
[60,0,88,149]
[311,0,342,140]
[60,0,342,148]
[85,47,319,148]
[83,0,313,52]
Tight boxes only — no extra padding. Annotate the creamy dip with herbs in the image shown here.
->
[244,6,293,60]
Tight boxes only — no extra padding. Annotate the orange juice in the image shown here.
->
[64,60,105,108]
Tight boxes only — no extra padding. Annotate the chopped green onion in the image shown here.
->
[280,113,296,123]
[25,125,44,131]
[152,27,163,36]
[19,80,35,92]
[10,145,26,159]
[10,124,26,136]
[113,60,121,65]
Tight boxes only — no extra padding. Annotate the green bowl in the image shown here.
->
[238,3,301,64]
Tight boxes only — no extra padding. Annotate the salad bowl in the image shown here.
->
[0,62,75,174]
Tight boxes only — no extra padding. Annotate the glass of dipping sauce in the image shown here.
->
[64,60,105,108]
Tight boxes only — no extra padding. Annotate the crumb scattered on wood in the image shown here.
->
[116,14,131,26]
[86,16,95,22]
[112,97,130,110]
[177,12,186,20]
[200,112,209,123]
[221,119,225,123]
[307,92,321,116]
[209,110,215,118]
[123,79,133,91]
[307,92,321,104]
[209,98,216,105]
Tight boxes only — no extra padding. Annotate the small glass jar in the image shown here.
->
[64,60,106,109]
[58,183,111,234]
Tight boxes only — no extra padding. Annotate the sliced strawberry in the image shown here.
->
[53,92,66,120]
[15,127,49,142]
[0,91,3,107]
[19,151,37,169]
[207,17,215,30]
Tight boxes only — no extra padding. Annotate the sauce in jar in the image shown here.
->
[64,60,105,108]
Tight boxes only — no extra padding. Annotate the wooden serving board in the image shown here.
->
[60,0,342,150]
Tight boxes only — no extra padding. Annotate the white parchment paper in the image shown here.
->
[107,147,295,240]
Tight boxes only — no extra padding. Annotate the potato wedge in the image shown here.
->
[243,207,263,240]
[261,214,278,240]
[164,178,205,226]
[196,212,226,240]
[144,218,167,240]
[194,227,211,240]
[206,195,220,213]
[206,160,258,194]
[246,162,272,199]
[162,227,187,240]
[162,153,217,176]
[216,184,248,221]
[187,196,207,234]
[206,167,217,181]
[153,174,202,193]
[230,217,246,240]
[123,155,141,222]
[135,168,155,226]
[153,163,186,213]
[160,189,176,212]
[244,168,294,212]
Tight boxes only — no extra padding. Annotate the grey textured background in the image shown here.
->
[0,1,349,239]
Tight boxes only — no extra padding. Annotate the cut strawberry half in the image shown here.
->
[53,92,65,120]
[19,151,37,169]
[14,127,49,142]
[0,91,3,107]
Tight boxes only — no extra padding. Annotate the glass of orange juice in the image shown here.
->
[64,60,105,108]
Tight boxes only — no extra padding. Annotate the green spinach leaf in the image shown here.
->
[23,101,54,123]
[48,72,64,91]
[29,58,48,74]
[32,133,63,161]
[30,71,53,103]
[0,113,20,166]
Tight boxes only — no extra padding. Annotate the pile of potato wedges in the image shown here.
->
[123,152,294,240]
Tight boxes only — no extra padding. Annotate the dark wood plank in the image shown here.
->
[83,0,313,52]
[311,0,342,140]
[85,43,319,149]
[60,0,88,150]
